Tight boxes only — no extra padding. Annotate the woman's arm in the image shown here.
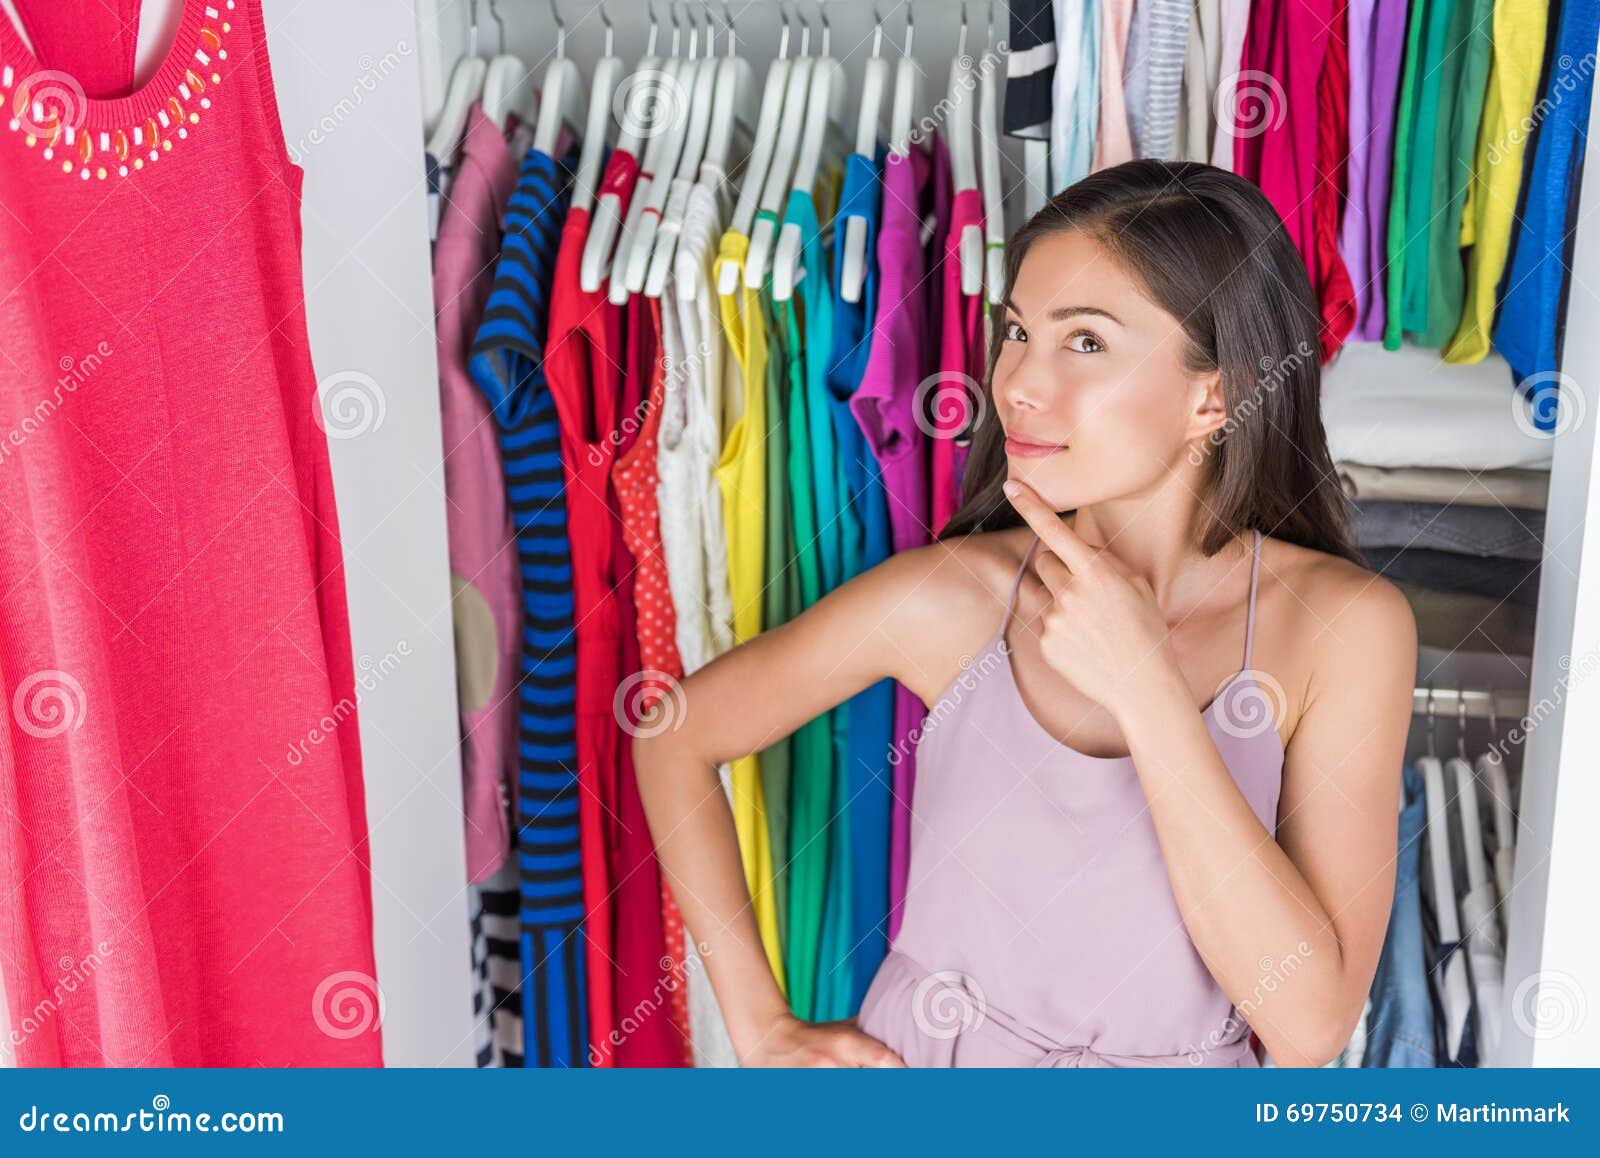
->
[1117,579,1414,1066]
[1002,479,1414,1067]
[633,547,962,1066]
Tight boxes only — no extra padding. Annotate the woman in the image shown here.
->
[633,160,1416,1068]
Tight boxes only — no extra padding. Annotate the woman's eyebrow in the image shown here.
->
[1001,299,1124,326]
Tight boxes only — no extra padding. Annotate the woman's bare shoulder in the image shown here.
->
[864,527,1036,701]
[1258,533,1416,709]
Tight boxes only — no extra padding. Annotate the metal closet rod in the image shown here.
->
[1412,686,1529,720]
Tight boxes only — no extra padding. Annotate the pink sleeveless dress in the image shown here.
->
[858,529,1285,1066]
[0,0,378,1065]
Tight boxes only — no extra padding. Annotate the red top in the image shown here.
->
[0,0,379,1065]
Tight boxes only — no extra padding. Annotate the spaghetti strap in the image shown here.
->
[1243,529,1262,670]
[997,533,1040,644]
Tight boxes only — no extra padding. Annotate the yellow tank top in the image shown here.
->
[1445,0,1550,363]
[712,228,786,991]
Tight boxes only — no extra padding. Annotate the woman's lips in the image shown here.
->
[1004,435,1067,458]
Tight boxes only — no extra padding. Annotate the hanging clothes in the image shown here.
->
[1094,1,1136,170]
[1311,0,1356,361]
[932,179,985,533]
[1206,0,1253,170]
[663,181,740,1066]
[712,231,788,992]
[1344,0,1410,341]
[0,0,379,1066]
[826,149,895,1015]
[1493,0,1600,429]
[468,145,591,1068]
[1006,0,1058,141]
[611,292,691,1066]
[1234,0,1353,363]
[1050,0,1100,189]
[1446,0,1553,363]
[435,106,521,886]
[1122,0,1191,160]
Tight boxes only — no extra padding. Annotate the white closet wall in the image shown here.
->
[262,0,474,1067]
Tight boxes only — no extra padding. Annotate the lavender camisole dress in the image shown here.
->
[858,529,1286,1066]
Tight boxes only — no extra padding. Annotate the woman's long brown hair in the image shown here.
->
[938,158,1359,564]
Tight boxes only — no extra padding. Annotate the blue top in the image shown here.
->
[821,149,896,1018]
[467,146,589,1068]
[1492,0,1600,431]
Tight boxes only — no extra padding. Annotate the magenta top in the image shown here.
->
[435,106,522,881]
[932,187,986,534]
[859,529,1285,1065]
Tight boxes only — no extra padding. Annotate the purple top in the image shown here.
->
[1339,0,1377,329]
[851,137,954,941]
[858,530,1285,1065]
[435,106,522,881]
[1356,0,1410,340]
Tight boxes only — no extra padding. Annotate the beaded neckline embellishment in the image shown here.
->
[0,2,233,181]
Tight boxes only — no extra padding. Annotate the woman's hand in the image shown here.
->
[1001,478,1184,723]
[738,1014,907,1068]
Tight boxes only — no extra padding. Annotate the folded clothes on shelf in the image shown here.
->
[1337,463,1550,510]
[1394,581,1538,657]
[1362,548,1541,608]
[1354,501,1544,561]
[1323,347,1554,470]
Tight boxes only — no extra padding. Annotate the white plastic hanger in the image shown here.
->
[572,3,623,217]
[976,1,1005,305]
[610,5,685,305]
[530,1,584,160]
[1418,699,1471,1063]
[644,3,721,298]
[582,3,663,293]
[743,7,813,291]
[716,2,796,297]
[839,5,889,306]
[425,0,487,169]
[1476,697,1516,931]
[887,4,923,159]
[479,1,522,131]
[698,2,755,197]
[772,2,848,302]
[625,2,705,296]
[948,3,984,298]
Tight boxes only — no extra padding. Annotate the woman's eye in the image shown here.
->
[1066,330,1104,354]
[1004,320,1028,343]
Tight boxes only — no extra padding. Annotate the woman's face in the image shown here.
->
[990,229,1222,510]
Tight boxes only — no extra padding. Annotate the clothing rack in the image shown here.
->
[1412,687,1529,722]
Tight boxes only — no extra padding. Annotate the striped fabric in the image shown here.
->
[468,146,589,1069]
[468,869,525,1067]
[1123,0,1192,159]
[1005,0,1057,138]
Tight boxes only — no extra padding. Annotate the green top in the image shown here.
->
[1384,0,1433,350]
